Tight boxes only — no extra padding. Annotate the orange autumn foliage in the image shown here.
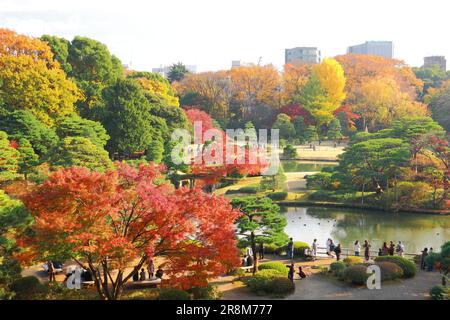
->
[17,163,241,299]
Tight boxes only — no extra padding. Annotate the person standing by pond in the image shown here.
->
[311,239,318,261]
[389,241,395,256]
[381,242,389,256]
[396,241,404,257]
[334,244,342,261]
[354,241,360,256]
[287,238,294,260]
[420,248,429,271]
[287,263,295,283]
[363,240,371,262]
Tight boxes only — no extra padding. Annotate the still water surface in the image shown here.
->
[283,206,450,254]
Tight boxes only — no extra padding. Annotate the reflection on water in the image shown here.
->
[281,161,337,173]
[283,207,450,254]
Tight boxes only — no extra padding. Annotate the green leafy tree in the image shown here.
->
[0,190,32,298]
[304,125,319,144]
[167,62,190,83]
[47,137,113,172]
[232,197,288,274]
[244,121,258,142]
[102,79,169,156]
[427,82,450,132]
[55,114,110,148]
[260,165,287,192]
[40,35,72,74]
[293,116,306,143]
[328,118,343,143]
[272,113,295,141]
[68,36,123,84]
[391,117,445,172]
[0,110,59,157]
[338,138,411,194]
[413,65,450,97]
[282,144,298,159]
[67,36,124,120]
[17,139,39,181]
[0,131,19,183]
[146,140,164,164]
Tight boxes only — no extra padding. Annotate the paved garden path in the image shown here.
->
[217,258,442,300]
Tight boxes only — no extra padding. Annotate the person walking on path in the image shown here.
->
[47,260,56,282]
[354,241,360,256]
[287,238,294,260]
[311,239,318,261]
[363,240,371,262]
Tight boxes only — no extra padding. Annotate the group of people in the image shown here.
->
[132,260,164,282]
[287,263,308,283]
[313,239,407,262]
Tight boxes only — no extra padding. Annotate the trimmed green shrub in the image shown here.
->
[429,285,448,300]
[282,144,298,159]
[375,256,416,278]
[266,278,295,297]
[159,288,190,300]
[188,285,222,300]
[9,276,43,299]
[330,261,346,274]
[343,256,364,266]
[376,262,404,281]
[243,269,290,296]
[294,241,310,257]
[258,262,289,275]
[267,191,288,201]
[342,265,369,285]
[264,243,284,255]
[238,186,259,194]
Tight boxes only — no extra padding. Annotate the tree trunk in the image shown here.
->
[250,232,258,276]
[361,183,365,205]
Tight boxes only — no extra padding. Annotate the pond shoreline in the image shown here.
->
[277,200,450,216]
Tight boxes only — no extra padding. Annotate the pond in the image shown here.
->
[281,160,337,173]
[282,206,450,254]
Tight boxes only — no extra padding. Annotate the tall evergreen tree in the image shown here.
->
[232,197,288,275]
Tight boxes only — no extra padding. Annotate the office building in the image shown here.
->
[424,56,447,71]
[347,41,394,59]
[285,47,321,65]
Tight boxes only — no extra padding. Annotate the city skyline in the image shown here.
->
[0,0,449,72]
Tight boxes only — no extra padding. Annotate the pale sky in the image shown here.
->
[0,0,448,72]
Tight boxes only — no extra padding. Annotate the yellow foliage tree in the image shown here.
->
[356,77,428,130]
[0,29,81,126]
[313,58,346,108]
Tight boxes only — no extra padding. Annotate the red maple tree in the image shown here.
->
[17,163,241,299]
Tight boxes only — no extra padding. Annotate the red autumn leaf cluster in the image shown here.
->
[17,163,241,296]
